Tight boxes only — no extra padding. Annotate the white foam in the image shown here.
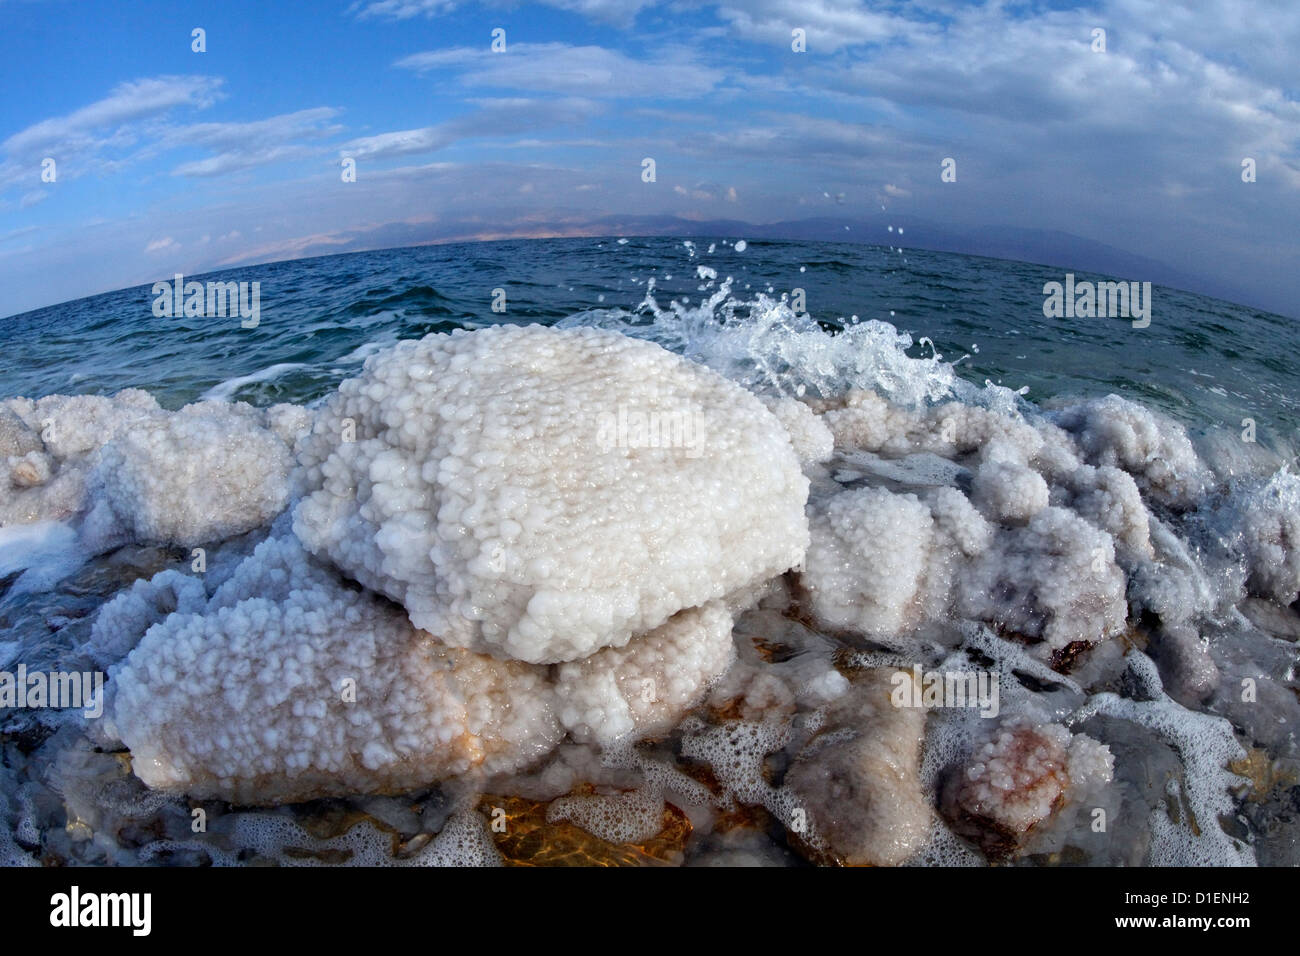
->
[199,362,306,403]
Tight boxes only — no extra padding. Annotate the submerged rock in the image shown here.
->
[940,718,1113,860]
[784,668,930,866]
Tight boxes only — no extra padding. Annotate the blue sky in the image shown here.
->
[0,0,1297,317]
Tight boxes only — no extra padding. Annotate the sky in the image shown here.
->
[0,0,1297,318]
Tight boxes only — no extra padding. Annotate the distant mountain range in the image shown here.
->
[225,212,1274,317]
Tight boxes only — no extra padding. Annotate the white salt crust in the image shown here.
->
[1051,394,1210,509]
[106,535,740,803]
[0,390,303,550]
[948,718,1114,837]
[797,389,1185,659]
[293,324,809,664]
[84,411,293,548]
[9,317,1292,867]
[761,395,834,466]
[1235,471,1300,605]
[554,600,735,746]
[107,539,563,804]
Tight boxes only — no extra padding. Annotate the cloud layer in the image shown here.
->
[0,0,1296,318]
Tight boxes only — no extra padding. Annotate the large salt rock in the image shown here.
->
[107,540,563,804]
[293,324,809,664]
[105,534,743,802]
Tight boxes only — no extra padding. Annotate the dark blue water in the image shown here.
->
[4,236,1296,457]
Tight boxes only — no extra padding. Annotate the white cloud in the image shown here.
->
[341,98,602,160]
[2,76,223,158]
[352,0,652,27]
[351,0,456,18]
[397,43,723,99]
[715,0,937,52]
[342,127,450,160]
[168,107,342,177]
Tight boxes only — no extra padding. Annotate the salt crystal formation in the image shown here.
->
[940,718,1113,859]
[1,389,301,550]
[293,324,809,664]
[93,326,807,802]
[3,308,1295,867]
[798,389,1169,663]
[106,536,563,804]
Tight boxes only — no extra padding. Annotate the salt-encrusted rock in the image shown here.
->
[11,389,160,459]
[107,550,563,804]
[1235,471,1300,606]
[554,600,735,745]
[813,388,920,453]
[83,569,208,668]
[958,507,1128,662]
[1056,463,1153,559]
[106,534,740,802]
[802,486,935,638]
[0,391,300,555]
[761,396,834,466]
[1150,623,1220,704]
[0,406,43,458]
[941,717,1113,859]
[83,408,294,549]
[816,390,1047,465]
[784,668,930,866]
[971,458,1049,525]
[800,484,991,644]
[293,324,809,664]
[8,450,52,489]
[1052,394,1210,509]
